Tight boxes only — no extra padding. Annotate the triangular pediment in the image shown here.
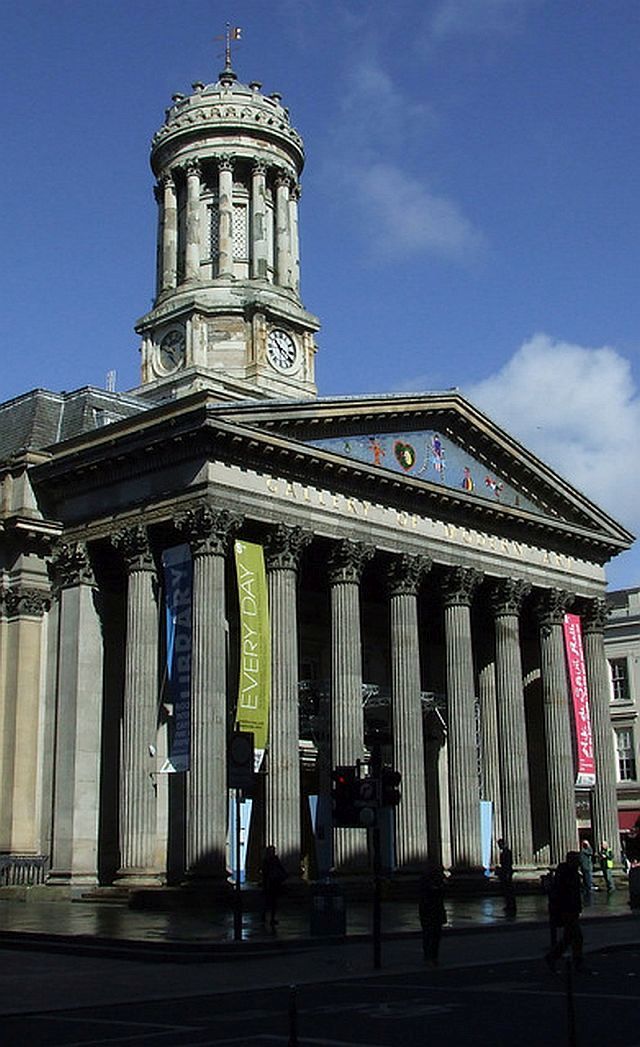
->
[218,390,633,550]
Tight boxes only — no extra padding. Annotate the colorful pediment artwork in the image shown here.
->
[308,430,541,514]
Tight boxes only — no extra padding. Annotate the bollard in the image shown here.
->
[288,984,298,1047]
[564,959,578,1047]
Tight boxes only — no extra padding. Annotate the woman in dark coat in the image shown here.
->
[418,861,447,966]
[261,845,288,927]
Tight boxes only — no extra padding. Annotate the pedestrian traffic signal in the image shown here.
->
[331,766,358,827]
[381,766,402,807]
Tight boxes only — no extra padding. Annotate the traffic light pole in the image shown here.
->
[371,743,382,970]
[233,787,243,942]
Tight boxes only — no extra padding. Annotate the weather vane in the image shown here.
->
[215,23,243,77]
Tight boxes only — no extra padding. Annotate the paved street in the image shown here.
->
[0,887,638,1046]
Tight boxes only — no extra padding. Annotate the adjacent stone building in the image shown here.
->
[0,55,634,890]
[604,588,640,845]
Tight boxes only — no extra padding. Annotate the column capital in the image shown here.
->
[274,168,292,190]
[264,523,312,572]
[252,158,268,176]
[489,577,531,616]
[386,553,431,597]
[327,539,374,585]
[534,587,574,634]
[174,503,242,557]
[160,171,176,190]
[4,585,51,619]
[580,596,610,635]
[184,157,201,177]
[50,541,96,590]
[111,524,155,573]
[441,565,483,607]
[217,154,235,173]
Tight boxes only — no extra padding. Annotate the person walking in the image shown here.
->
[545,850,586,973]
[496,838,517,916]
[578,839,594,904]
[260,845,288,928]
[598,840,615,893]
[418,860,447,966]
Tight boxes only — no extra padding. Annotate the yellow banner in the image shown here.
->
[234,541,270,757]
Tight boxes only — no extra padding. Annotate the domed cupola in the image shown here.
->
[134,52,320,403]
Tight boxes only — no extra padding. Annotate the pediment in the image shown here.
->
[220,390,633,548]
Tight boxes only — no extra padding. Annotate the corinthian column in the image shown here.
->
[490,578,534,867]
[184,159,201,282]
[328,539,374,870]
[387,554,430,870]
[535,588,579,863]
[582,598,620,855]
[442,565,483,872]
[217,155,234,278]
[274,171,291,288]
[251,160,268,280]
[264,524,312,874]
[111,525,159,882]
[175,504,241,878]
[161,172,177,291]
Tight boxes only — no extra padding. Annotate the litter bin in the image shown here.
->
[310,882,346,936]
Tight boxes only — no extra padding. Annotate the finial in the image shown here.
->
[216,23,242,85]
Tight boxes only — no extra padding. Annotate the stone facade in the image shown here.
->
[604,588,640,844]
[0,58,634,889]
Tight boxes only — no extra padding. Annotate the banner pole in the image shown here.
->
[233,788,243,941]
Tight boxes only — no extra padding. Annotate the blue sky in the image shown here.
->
[2,1,639,589]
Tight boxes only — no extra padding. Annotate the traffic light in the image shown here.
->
[331,765,358,826]
[381,766,402,807]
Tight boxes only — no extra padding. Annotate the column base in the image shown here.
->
[114,870,164,887]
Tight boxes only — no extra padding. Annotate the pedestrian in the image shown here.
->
[578,839,594,903]
[495,838,516,915]
[545,851,586,973]
[418,860,447,966]
[598,840,615,893]
[625,817,640,910]
[260,845,288,927]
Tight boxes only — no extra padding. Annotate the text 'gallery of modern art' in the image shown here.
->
[0,55,633,892]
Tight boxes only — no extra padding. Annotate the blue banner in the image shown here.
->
[161,545,193,772]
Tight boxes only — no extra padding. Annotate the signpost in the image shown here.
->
[228,731,255,942]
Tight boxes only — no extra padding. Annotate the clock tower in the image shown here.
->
[133,50,319,403]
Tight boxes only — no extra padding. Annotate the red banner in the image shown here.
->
[563,613,596,787]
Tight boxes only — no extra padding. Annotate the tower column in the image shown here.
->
[251,160,269,280]
[442,566,483,872]
[328,539,374,871]
[175,504,242,878]
[111,525,159,882]
[161,172,178,292]
[387,554,430,870]
[288,183,301,293]
[477,640,502,854]
[264,524,311,873]
[217,155,235,278]
[274,171,291,288]
[490,579,534,867]
[536,589,579,864]
[184,159,201,282]
[582,599,620,855]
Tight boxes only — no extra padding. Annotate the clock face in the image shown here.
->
[158,330,185,373]
[267,329,298,372]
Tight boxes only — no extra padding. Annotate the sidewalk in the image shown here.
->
[0,888,638,1017]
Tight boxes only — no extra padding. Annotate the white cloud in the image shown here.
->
[429,0,536,40]
[357,162,485,261]
[465,333,640,532]
[328,57,483,263]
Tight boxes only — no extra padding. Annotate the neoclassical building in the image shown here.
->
[0,55,633,890]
